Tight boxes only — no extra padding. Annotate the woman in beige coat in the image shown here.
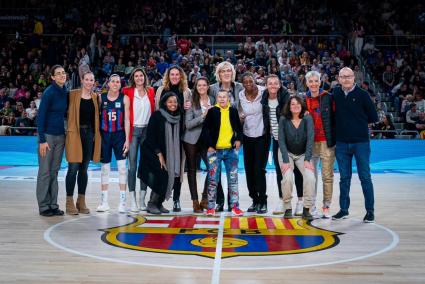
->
[65,71,101,215]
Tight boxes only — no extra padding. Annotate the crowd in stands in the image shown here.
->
[0,0,424,138]
[345,1,425,138]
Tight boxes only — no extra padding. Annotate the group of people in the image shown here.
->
[35,61,378,223]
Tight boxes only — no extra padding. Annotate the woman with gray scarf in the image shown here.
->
[138,92,183,214]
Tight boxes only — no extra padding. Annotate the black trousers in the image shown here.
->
[65,127,94,196]
[272,138,303,198]
[243,134,268,204]
[183,141,208,200]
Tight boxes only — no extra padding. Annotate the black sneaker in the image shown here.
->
[173,200,181,212]
[363,211,375,223]
[257,203,267,214]
[247,202,258,213]
[332,210,349,220]
[39,209,54,217]
[50,208,64,216]
[215,203,224,212]
[284,209,293,219]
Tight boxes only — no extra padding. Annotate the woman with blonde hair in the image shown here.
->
[155,65,191,112]
[65,71,101,215]
[209,61,244,108]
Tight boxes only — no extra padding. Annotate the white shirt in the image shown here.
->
[133,88,151,127]
[268,98,279,140]
[200,97,211,114]
[239,86,265,138]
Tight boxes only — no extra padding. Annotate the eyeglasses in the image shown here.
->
[339,75,354,80]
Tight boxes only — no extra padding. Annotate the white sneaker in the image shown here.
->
[322,207,331,219]
[310,206,322,219]
[118,202,127,213]
[96,202,110,212]
[295,201,303,216]
[273,200,284,215]
[130,192,139,213]
[139,190,147,211]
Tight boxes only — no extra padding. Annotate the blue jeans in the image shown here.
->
[207,148,239,210]
[335,142,374,213]
[128,127,147,192]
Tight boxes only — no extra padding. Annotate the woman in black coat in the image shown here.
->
[138,92,183,214]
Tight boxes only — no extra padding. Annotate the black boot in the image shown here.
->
[284,209,293,219]
[173,200,181,212]
[302,207,313,221]
[159,204,170,213]
[147,191,161,214]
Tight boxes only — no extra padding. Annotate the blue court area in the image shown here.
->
[0,136,424,172]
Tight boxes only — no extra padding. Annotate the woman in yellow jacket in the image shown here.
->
[65,71,101,215]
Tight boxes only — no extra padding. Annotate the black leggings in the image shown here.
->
[65,128,94,196]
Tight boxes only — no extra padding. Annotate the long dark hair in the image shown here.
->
[384,114,395,128]
[128,67,149,89]
[282,95,307,119]
[192,77,210,109]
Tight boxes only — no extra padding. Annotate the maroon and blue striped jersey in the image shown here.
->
[100,92,125,133]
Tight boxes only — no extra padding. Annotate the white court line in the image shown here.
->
[137,223,169,228]
[198,217,220,221]
[144,216,175,220]
[193,224,219,229]
[211,212,225,284]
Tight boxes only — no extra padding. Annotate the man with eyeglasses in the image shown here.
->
[332,67,378,223]
[36,65,68,217]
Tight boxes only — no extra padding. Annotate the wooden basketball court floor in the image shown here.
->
[0,168,424,284]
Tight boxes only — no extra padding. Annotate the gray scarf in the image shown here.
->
[159,108,181,200]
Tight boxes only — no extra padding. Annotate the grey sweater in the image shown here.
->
[278,115,314,162]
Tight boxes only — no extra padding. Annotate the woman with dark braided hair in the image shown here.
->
[138,92,183,215]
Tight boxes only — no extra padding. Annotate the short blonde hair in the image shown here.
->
[214,61,236,83]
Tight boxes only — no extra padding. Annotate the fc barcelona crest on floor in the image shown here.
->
[100,215,342,258]
[45,213,398,269]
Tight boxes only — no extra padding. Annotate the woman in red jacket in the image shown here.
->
[122,67,155,212]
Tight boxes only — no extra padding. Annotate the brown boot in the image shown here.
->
[76,194,90,214]
[193,200,202,213]
[200,199,208,210]
[66,196,79,215]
